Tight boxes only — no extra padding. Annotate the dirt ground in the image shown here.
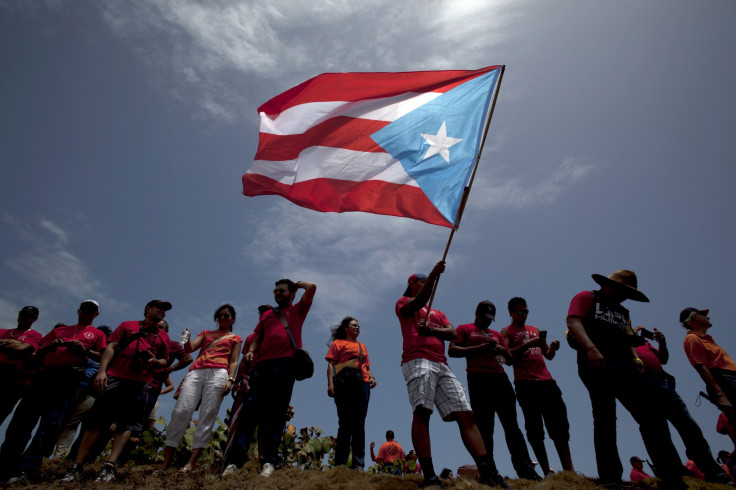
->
[5,461,734,490]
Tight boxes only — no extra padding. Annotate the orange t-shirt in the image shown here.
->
[190,330,243,371]
[377,440,405,464]
[325,339,371,382]
[683,331,736,372]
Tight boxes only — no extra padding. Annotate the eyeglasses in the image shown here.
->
[273,288,290,294]
[513,309,529,315]
[217,313,232,319]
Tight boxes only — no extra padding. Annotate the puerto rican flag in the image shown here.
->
[243,66,502,228]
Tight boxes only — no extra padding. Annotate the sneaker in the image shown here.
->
[260,462,275,477]
[422,476,445,488]
[95,463,116,482]
[221,464,238,476]
[479,470,511,489]
[60,465,83,483]
[7,473,27,484]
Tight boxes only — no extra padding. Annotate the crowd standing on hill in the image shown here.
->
[1,267,734,489]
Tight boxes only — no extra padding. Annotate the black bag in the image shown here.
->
[277,310,314,381]
[292,348,314,381]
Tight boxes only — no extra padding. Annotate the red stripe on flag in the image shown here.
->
[242,174,452,228]
[255,116,389,161]
[259,66,500,116]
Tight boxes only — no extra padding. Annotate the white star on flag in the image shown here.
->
[420,121,463,164]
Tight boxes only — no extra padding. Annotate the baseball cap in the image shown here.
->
[19,306,39,317]
[403,273,428,297]
[476,300,496,320]
[679,307,708,325]
[80,299,100,311]
[146,299,172,311]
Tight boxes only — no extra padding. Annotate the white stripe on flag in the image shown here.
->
[248,147,419,187]
[259,92,442,135]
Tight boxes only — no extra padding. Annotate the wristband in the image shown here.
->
[228,377,236,383]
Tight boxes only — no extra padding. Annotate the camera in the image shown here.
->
[130,350,154,372]
[638,328,655,340]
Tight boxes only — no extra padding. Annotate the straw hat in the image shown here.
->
[591,269,649,302]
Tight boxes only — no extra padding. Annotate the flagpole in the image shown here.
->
[423,65,506,319]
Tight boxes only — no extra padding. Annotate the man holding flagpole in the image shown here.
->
[396,261,507,488]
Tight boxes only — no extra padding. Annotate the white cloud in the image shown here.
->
[98,0,521,121]
[241,201,447,328]
[2,216,124,313]
[470,156,593,210]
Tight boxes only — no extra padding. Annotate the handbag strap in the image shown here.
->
[276,310,299,352]
[206,332,235,352]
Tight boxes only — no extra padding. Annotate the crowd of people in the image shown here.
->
[1,266,736,489]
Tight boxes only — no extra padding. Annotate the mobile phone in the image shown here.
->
[639,328,655,340]
[539,330,547,341]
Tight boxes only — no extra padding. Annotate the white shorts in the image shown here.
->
[402,358,471,421]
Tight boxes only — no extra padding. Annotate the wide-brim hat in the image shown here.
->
[592,269,649,302]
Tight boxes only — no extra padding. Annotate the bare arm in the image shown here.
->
[0,339,35,355]
[160,376,175,395]
[567,316,604,368]
[544,340,560,361]
[297,281,317,306]
[94,341,119,391]
[418,321,457,341]
[220,341,242,396]
[327,362,335,397]
[653,328,669,364]
[244,328,262,364]
[399,261,444,316]
[184,332,205,354]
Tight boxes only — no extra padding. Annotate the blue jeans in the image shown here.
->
[579,363,683,482]
[225,357,295,467]
[334,381,370,468]
[649,374,723,478]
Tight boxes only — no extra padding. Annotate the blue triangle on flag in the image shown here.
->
[370,69,499,224]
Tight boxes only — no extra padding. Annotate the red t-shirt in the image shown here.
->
[325,339,372,382]
[106,321,170,383]
[39,324,107,368]
[683,330,736,372]
[190,330,243,370]
[630,467,651,482]
[0,328,43,385]
[377,440,405,464]
[395,296,449,364]
[502,324,552,381]
[455,323,507,373]
[254,301,311,364]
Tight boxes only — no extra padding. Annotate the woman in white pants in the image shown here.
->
[161,304,242,472]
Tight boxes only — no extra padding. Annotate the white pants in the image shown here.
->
[166,368,227,449]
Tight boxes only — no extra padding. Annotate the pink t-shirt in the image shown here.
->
[455,323,507,373]
[395,296,449,364]
[0,328,43,385]
[39,324,107,368]
[106,321,170,383]
[635,342,663,374]
[254,301,311,364]
[502,324,552,381]
[325,339,372,382]
[190,330,243,370]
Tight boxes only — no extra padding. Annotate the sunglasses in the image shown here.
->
[217,313,232,319]
[513,309,529,315]
[273,288,290,294]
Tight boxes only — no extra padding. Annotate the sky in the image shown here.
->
[1,0,736,479]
